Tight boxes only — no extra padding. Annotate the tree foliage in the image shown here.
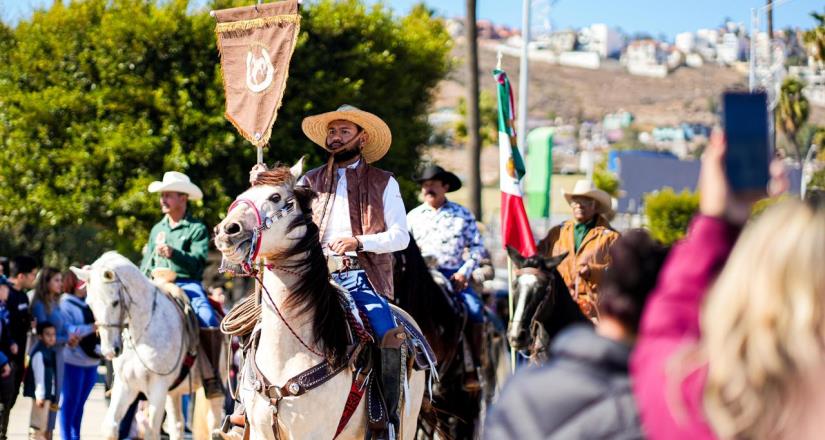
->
[454,90,497,147]
[802,9,825,63]
[0,0,452,266]
[643,188,699,245]
[777,76,810,160]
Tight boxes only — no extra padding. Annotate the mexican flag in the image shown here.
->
[494,68,536,257]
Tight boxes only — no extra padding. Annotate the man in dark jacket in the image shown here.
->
[484,230,667,439]
[1,256,37,439]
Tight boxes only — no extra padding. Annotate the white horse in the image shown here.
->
[71,252,227,440]
[213,161,426,440]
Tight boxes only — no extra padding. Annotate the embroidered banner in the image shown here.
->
[213,1,301,147]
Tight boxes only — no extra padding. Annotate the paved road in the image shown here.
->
[9,384,108,439]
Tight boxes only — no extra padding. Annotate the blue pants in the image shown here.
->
[59,363,98,440]
[439,268,485,324]
[332,270,395,340]
[176,279,220,327]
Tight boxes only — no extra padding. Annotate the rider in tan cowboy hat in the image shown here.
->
[537,179,620,320]
[301,105,408,436]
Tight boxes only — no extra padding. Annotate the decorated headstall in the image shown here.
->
[219,196,296,277]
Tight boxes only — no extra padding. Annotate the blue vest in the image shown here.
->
[23,342,57,401]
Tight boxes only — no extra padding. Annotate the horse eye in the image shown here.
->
[112,300,120,308]
[269,193,281,204]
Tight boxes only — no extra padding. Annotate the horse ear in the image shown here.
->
[506,246,526,268]
[290,156,305,179]
[70,266,90,282]
[544,251,569,270]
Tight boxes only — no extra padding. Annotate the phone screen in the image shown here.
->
[722,91,770,192]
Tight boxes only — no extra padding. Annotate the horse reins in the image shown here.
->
[221,194,322,357]
[255,272,324,358]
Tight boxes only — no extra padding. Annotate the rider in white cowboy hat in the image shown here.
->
[139,171,224,398]
[300,104,408,437]
[537,179,620,320]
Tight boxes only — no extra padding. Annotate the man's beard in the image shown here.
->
[328,136,363,163]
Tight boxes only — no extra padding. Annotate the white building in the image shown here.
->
[543,29,577,53]
[578,24,623,58]
[624,40,669,78]
[717,32,747,65]
[696,28,720,46]
[675,32,695,53]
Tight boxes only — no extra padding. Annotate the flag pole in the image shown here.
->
[508,257,516,372]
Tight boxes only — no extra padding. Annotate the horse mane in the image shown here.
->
[252,166,350,365]
[393,236,461,359]
[535,266,591,341]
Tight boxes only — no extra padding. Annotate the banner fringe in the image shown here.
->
[215,14,300,37]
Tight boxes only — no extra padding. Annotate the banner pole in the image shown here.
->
[507,256,516,373]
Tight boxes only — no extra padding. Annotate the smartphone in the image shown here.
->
[722,91,771,192]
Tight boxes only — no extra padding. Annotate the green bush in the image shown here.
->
[644,188,700,245]
[808,167,825,190]
[593,162,621,198]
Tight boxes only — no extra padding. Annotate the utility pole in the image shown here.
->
[749,8,758,91]
[517,0,531,153]
[766,0,773,39]
[465,0,482,219]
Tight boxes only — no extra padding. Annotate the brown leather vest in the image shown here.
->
[303,160,396,299]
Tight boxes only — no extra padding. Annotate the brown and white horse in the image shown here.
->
[214,161,426,440]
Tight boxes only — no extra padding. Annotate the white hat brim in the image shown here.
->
[148,181,203,201]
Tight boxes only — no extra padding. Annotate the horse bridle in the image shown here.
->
[221,195,295,275]
[510,267,551,344]
[95,273,188,376]
[95,273,160,330]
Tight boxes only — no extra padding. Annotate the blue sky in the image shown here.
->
[1,0,822,39]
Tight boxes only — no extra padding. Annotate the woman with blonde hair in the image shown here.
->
[702,199,825,439]
[629,132,825,439]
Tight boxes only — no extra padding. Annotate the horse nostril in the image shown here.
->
[223,222,241,236]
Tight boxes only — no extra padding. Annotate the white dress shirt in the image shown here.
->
[301,160,409,256]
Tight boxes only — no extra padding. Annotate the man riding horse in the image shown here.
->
[139,172,224,398]
[407,165,487,392]
[299,105,410,437]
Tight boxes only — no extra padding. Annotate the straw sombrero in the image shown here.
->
[301,105,392,163]
[562,179,612,214]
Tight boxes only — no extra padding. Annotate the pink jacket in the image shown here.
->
[630,215,740,439]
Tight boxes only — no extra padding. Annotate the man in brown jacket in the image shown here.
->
[300,105,409,436]
[537,180,619,319]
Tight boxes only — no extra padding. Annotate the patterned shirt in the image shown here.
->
[407,200,486,277]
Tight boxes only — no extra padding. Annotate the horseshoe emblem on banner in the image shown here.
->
[246,43,275,93]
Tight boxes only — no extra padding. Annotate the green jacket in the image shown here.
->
[139,213,209,280]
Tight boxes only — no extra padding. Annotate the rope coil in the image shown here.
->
[221,293,262,337]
